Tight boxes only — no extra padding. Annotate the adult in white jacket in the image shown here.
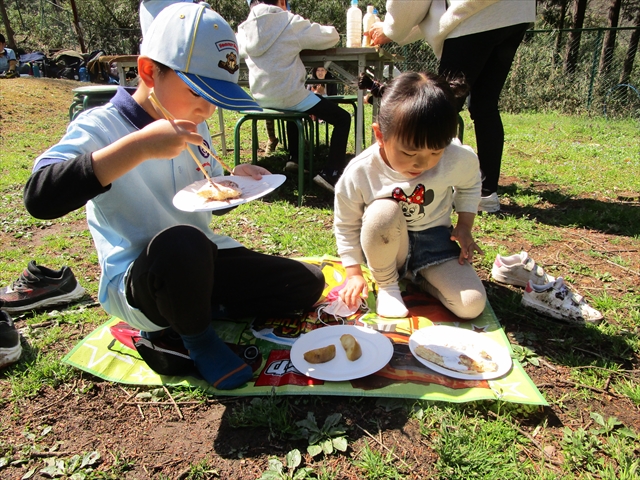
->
[369,0,536,213]
[238,0,351,191]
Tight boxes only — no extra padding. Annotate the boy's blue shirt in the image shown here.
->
[34,87,241,331]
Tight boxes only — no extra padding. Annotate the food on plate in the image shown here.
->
[303,344,336,364]
[340,333,362,361]
[414,345,498,374]
[415,345,445,367]
[196,180,242,202]
[458,353,498,373]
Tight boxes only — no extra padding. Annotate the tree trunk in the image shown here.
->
[619,8,640,85]
[0,0,17,50]
[564,0,588,74]
[69,0,86,53]
[553,0,568,66]
[598,0,622,77]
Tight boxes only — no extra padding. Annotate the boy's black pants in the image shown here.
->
[126,225,325,336]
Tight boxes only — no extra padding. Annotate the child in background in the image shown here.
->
[308,66,338,97]
[334,72,486,318]
[238,0,351,192]
[24,3,324,390]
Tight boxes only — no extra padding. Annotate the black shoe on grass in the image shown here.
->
[0,261,85,314]
[0,309,22,368]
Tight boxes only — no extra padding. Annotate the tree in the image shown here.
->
[598,0,622,76]
[564,0,588,74]
[620,2,640,84]
[0,0,17,50]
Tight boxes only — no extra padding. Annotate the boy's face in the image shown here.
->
[153,68,216,124]
[373,124,445,179]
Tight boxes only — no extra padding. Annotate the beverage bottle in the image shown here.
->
[362,5,375,47]
[346,0,362,48]
[373,7,380,23]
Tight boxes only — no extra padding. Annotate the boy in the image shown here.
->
[238,0,351,192]
[23,3,324,390]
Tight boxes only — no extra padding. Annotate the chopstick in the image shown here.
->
[148,90,233,176]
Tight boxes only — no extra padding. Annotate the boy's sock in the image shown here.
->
[181,324,252,390]
[376,284,409,318]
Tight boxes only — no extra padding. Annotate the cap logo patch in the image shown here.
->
[218,52,239,74]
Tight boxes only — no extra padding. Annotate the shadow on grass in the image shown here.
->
[499,184,640,237]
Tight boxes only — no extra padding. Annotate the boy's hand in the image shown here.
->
[232,164,271,179]
[340,265,368,310]
[140,118,204,159]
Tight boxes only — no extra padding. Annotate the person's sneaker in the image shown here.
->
[313,169,341,193]
[491,251,554,288]
[0,309,22,368]
[521,277,603,324]
[284,161,299,173]
[0,261,85,314]
[265,137,279,154]
[478,192,500,213]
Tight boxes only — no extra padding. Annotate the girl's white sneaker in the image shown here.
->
[521,277,603,324]
[491,251,554,288]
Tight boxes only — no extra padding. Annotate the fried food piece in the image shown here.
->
[415,345,498,374]
[414,345,444,366]
[340,334,362,361]
[196,180,242,202]
[303,344,336,364]
[458,353,498,373]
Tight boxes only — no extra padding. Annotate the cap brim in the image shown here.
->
[177,72,262,112]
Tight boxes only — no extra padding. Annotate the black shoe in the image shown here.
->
[0,261,85,314]
[313,169,341,193]
[0,309,22,368]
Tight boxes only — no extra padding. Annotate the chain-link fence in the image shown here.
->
[381,27,640,119]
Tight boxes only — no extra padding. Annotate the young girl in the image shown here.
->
[334,71,486,319]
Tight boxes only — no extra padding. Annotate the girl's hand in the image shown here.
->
[232,163,271,179]
[339,275,369,310]
[450,226,483,264]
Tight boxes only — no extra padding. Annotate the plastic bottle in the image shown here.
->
[362,5,375,47]
[346,0,362,48]
[373,7,380,23]
[32,64,41,78]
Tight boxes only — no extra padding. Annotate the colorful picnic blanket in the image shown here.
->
[63,256,547,405]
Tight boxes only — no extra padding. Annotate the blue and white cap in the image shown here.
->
[140,0,195,37]
[141,2,261,111]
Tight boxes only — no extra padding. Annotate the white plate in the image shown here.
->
[409,325,512,380]
[173,174,286,212]
[290,325,394,381]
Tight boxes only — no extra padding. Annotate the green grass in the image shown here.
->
[1,88,639,479]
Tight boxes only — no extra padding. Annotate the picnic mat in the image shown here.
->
[64,256,547,405]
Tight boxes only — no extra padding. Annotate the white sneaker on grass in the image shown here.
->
[492,251,554,288]
[521,277,603,324]
[478,192,500,213]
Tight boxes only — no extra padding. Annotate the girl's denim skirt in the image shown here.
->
[400,225,461,278]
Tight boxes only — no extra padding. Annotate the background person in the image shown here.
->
[238,0,351,193]
[0,33,18,78]
[369,0,536,213]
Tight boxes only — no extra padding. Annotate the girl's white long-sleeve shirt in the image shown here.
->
[334,142,481,268]
[381,0,536,58]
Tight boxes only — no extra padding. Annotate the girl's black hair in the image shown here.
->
[377,71,469,150]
